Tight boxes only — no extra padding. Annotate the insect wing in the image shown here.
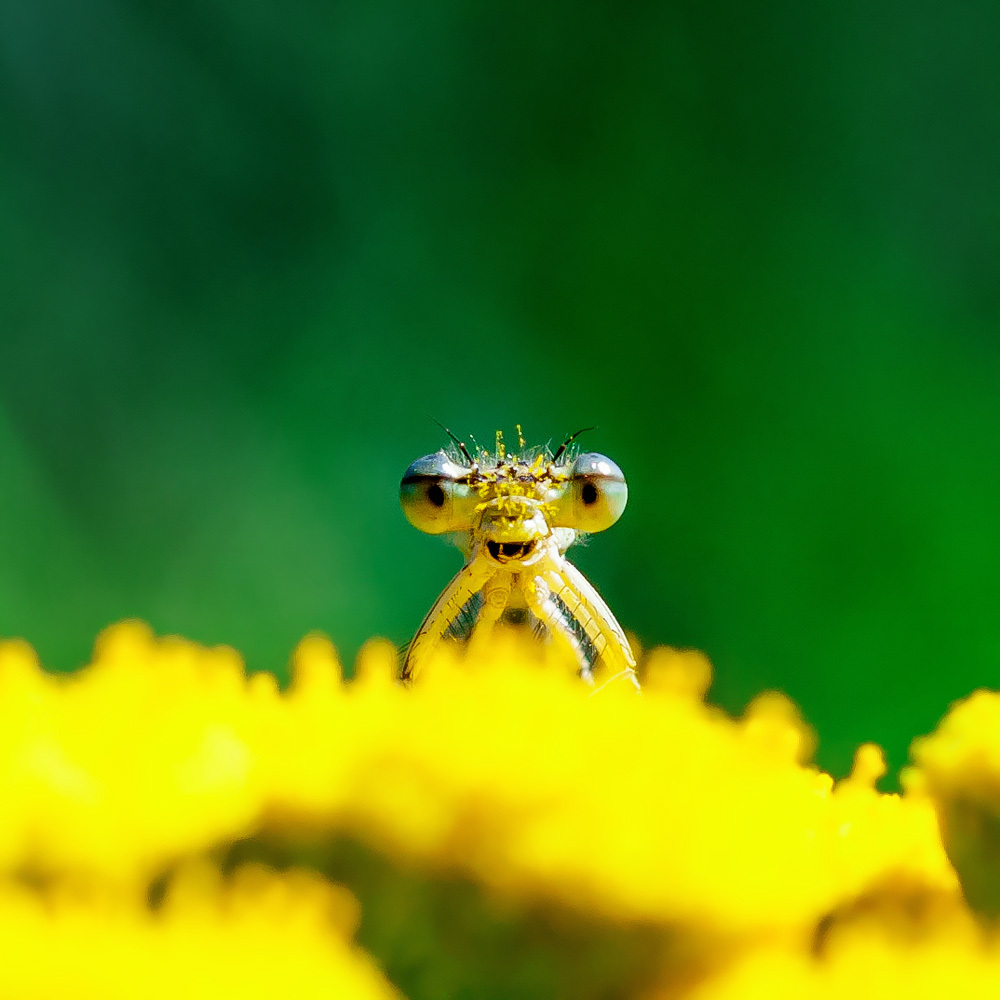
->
[535,557,636,677]
[401,558,496,681]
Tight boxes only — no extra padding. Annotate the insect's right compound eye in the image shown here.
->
[399,451,474,534]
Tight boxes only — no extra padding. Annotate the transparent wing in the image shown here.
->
[525,555,636,679]
[401,558,497,681]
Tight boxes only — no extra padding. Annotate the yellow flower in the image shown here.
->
[0,620,993,998]
[0,862,399,1000]
[911,688,1000,917]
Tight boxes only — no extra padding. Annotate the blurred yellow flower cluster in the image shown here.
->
[1,621,1000,998]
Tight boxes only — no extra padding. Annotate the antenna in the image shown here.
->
[551,426,597,464]
[428,415,475,466]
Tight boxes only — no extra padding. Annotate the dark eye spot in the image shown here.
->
[581,481,598,505]
[427,483,446,507]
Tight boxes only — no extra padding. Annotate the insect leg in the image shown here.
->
[521,574,598,681]
[466,574,513,658]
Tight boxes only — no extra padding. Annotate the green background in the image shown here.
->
[1,0,997,779]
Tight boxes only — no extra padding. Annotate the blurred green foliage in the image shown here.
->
[0,0,998,778]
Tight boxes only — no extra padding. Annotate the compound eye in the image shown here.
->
[567,453,628,532]
[399,451,473,534]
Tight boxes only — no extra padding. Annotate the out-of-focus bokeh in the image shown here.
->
[0,0,997,778]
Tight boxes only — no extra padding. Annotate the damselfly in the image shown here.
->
[399,425,637,686]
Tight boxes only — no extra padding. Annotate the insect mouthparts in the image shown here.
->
[487,540,535,562]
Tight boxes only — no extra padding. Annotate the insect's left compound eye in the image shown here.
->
[399,451,475,534]
[559,452,628,532]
